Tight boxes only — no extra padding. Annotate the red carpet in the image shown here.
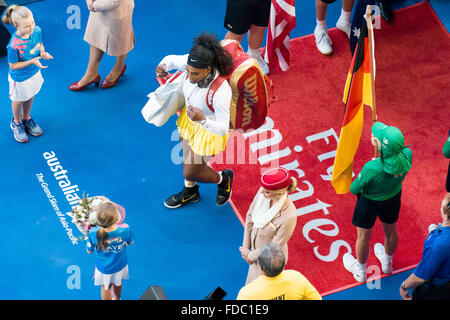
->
[211,2,450,295]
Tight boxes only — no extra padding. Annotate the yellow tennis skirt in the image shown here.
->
[176,107,229,157]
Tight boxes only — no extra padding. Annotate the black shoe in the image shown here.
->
[216,169,233,206]
[377,0,393,22]
[164,185,200,209]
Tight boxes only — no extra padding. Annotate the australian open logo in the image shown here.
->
[37,151,86,244]
[43,151,81,207]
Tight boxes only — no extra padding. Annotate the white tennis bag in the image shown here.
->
[141,71,186,127]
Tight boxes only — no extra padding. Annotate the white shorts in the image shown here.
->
[94,265,129,289]
[8,70,44,102]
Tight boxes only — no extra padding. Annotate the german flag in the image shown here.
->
[331,18,375,194]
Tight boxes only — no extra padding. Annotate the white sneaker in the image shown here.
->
[249,52,270,75]
[336,18,352,38]
[314,26,333,55]
[374,243,393,274]
[343,253,366,282]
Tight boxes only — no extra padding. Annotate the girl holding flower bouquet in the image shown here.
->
[86,201,134,300]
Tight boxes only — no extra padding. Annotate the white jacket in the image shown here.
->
[159,54,232,136]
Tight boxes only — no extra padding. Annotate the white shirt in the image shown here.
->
[159,54,232,136]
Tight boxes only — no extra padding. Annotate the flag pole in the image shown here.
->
[364,5,378,158]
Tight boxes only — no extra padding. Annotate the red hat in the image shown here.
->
[261,167,291,190]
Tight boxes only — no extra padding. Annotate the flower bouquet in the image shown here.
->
[67,194,125,239]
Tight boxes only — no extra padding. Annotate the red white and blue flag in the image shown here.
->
[264,0,296,73]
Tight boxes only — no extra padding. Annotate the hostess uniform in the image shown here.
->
[236,269,322,300]
[7,26,44,101]
[350,122,412,229]
[242,168,297,284]
[158,54,232,156]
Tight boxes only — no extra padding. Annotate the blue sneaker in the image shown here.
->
[22,117,42,136]
[10,118,28,143]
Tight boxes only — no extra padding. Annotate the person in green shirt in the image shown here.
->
[343,121,412,282]
[443,129,450,194]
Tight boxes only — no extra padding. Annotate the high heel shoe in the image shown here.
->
[101,65,127,89]
[69,74,101,91]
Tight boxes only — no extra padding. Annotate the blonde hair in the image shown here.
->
[96,202,118,251]
[443,195,450,219]
[2,5,32,26]
[287,177,298,193]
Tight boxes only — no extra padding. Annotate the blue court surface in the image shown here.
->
[0,0,447,300]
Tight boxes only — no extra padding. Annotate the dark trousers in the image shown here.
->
[446,161,450,192]
[0,6,10,56]
[412,281,450,300]
[0,22,10,56]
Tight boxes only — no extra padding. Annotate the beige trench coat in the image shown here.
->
[84,0,135,56]
[242,188,298,284]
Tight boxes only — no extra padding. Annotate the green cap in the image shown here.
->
[371,121,412,175]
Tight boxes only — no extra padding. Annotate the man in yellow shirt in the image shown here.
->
[236,242,322,300]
